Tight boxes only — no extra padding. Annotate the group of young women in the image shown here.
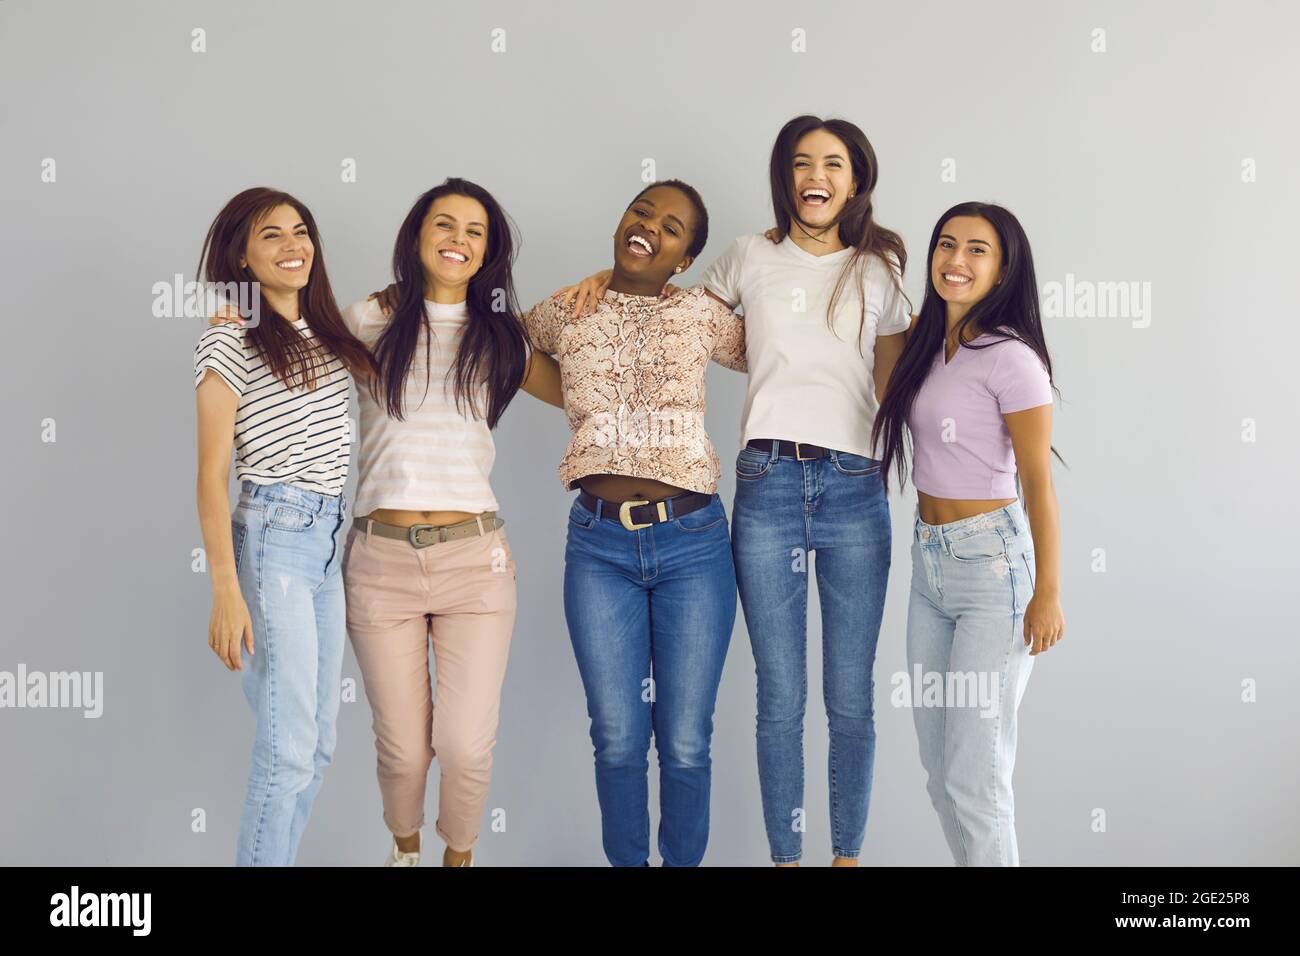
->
[194,113,1065,868]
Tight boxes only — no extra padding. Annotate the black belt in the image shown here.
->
[578,489,712,531]
[747,438,832,461]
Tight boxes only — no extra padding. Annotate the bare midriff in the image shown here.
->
[577,473,690,504]
[364,508,480,529]
[917,491,1018,527]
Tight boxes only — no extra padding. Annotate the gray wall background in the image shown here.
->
[1,0,1295,865]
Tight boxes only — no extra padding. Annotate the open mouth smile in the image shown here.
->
[625,231,656,258]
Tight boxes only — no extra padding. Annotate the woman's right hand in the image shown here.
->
[369,283,399,317]
[559,270,613,318]
[209,587,255,671]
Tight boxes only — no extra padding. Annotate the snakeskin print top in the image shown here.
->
[521,285,747,493]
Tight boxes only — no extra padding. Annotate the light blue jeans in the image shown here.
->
[907,500,1036,866]
[231,480,348,867]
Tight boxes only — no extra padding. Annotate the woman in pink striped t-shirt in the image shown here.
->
[342,179,563,869]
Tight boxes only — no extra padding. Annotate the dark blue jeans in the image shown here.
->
[731,444,891,863]
[563,492,737,867]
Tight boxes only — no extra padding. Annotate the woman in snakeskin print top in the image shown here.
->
[521,180,745,867]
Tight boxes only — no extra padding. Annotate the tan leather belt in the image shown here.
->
[353,512,503,549]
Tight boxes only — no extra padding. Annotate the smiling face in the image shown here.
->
[241,203,313,296]
[419,193,489,296]
[611,185,699,292]
[791,128,856,230]
[931,215,1003,308]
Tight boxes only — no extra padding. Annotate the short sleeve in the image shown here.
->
[521,292,566,355]
[875,252,910,336]
[700,236,748,309]
[194,323,249,397]
[341,299,367,338]
[990,341,1053,414]
[341,297,382,345]
[700,288,747,372]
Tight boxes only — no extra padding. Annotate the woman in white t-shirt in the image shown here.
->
[564,115,912,866]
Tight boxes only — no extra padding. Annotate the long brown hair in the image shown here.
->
[197,187,373,389]
[769,115,909,349]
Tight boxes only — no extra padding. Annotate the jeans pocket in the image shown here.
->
[231,520,248,571]
[568,498,597,529]
[674,498,727,533]
[267,503,316,532]
[830,451,881,477]
[947,529,1006,563]
[735,447,772,481]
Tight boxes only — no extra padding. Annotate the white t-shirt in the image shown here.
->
[701,234,910,458]
[342,297,499,516]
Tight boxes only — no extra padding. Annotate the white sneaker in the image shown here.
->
[384,841,420,867]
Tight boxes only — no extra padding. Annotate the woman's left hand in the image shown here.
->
[1024,595,1064,656]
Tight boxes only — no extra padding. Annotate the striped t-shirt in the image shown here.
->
[342,297,498,515]
[193,317,352,495]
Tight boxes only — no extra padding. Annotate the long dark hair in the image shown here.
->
[769,115,909,347]
[370,178,526,428]
[872,201,1063,492]
[197,187,372,388]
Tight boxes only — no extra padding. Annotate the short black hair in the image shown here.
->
[629,178,709,259]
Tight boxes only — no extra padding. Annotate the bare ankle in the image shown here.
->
[443,846,472,867]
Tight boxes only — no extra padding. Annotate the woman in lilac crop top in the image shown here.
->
[872,202,1064,866]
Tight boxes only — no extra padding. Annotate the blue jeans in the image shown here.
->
[908,501,1036,866]
[563,492,737,867]
[731,443,892,863]
[231,480,348,866]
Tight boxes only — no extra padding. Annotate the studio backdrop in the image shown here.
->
[0,0,1295,865]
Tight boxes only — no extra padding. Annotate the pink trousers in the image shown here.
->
[343,519,516,851]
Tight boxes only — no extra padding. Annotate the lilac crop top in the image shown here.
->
[908,331,1053,499]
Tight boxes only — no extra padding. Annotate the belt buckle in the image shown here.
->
[407,524,441,548]
[795,442,815,461]
[618,499,652,531]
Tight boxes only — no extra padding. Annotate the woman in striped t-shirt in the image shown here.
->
[194,188,372,867]
[213,179,563,867]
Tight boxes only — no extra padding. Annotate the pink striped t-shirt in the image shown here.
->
[342,297,498,515]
